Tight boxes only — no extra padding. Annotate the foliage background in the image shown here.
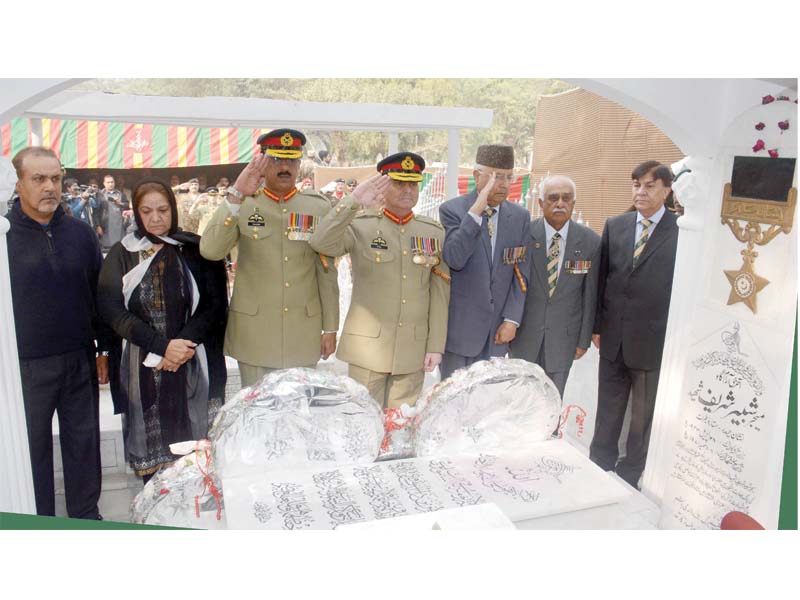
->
[76,79,575,167]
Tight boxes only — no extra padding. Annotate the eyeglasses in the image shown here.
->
[544,192,575,203]
[480,170,516,183]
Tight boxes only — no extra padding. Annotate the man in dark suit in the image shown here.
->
[589,160,679,489]
[438,145,530,379]
[510,175,601,400]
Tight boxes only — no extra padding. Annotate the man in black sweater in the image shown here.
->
[7,146,109,519]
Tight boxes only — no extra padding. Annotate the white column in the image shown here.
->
[0,213,36,515]
[388,132,399,155]
[30,118,42,146]
[447,128,460,200]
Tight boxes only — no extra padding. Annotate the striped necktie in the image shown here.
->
[484,207,496,238]
[633,218,652,267]
[547,232,561,297]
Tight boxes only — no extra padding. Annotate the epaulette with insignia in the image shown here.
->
[299,190,328,201]
[414,214,444,230]
[355,208,383,219]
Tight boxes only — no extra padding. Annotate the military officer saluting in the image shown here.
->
[310,152,450,409]
[200,128,339,387]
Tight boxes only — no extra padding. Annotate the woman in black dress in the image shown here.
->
[98,178,227,483]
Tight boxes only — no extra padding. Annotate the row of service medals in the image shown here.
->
[246,207,318,241]
[411,236,441,267]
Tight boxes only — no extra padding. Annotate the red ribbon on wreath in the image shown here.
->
[194,440,222,521]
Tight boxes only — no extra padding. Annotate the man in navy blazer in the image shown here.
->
[589,161,679,489]
[438,145,530,379]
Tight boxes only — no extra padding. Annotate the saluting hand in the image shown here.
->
[231,154,269,200]
[469,173,496,216]
[350,173,391,209]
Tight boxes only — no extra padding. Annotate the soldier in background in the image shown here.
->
[173,177,201,233]
[310,152,449,408]
[190,186,225,236]
[200,128,339,387]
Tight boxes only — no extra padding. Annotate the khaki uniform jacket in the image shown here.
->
[199,189,339,368]
[177,192,201,234]
[310,197,450,375]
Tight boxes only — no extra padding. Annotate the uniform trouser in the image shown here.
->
[19,348,101,519]
[348,364,425,409]
[238,361,318,388]
[589,351,661,489]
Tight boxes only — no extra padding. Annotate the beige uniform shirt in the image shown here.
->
[310,197,449,375]
[176,192,201,233]
[190,194,224,235]
[200,188,339,368]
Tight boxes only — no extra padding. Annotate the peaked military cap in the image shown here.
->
[257,128,306,159]
[377,151,425,182]
[475,145,515,169]
[206,186,219,195]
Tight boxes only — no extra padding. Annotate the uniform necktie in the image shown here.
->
[484,207,496,238]
[633,218,652,267]
[547,232,561,297]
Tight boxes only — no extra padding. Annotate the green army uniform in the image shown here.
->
[310,197,450,408]
[200,187,339,386]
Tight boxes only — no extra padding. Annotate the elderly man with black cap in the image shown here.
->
[310,152,450,409]
[438,145,530,380]
[200,129,339,387]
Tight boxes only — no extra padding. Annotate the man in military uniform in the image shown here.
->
[310,152,450,408]
[200,129,339,387]
[174,177,201,233]
[190,186,224,235]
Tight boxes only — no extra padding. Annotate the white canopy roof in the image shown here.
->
[14,88,493,132]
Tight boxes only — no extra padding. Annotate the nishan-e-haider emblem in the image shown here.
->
[719,155,796,314]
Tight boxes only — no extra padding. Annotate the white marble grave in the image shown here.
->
[221,439,631,530]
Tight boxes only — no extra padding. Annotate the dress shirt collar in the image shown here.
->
[544,218,570,243]
[637,204,666,225]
